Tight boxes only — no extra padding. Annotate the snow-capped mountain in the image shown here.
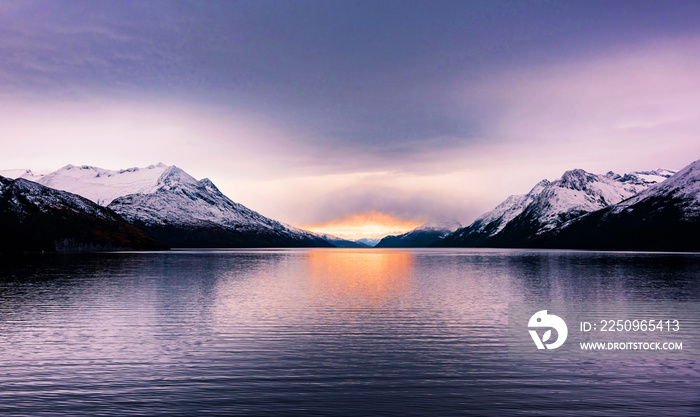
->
[535,159,700,251]
[5,163,332,248]
[33,163,169,206]
[0,175,162,252]
[375,220,461,248]
[104,165,331,248]
[606,164,698,216]
[437,167,676,247]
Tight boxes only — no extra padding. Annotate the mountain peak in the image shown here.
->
[527,179,550,196]
[558,169,597,190]
[156,165,198,188]
[106,168,331,248]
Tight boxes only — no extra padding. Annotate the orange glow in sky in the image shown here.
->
[301,211,424,240]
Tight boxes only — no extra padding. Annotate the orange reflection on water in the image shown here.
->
[305,249,414,305]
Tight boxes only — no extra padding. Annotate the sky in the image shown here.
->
[2,0,700,239]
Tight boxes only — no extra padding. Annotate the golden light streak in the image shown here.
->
[301,211,424,240]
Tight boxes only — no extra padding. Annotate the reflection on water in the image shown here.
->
[0,249,698,416]
[305,249,413,305]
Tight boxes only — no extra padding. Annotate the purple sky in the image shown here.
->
[1,0,700,229]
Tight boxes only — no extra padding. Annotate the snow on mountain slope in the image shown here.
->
[437,167,676,247]
[9,163,330,248]
[35,163,168,205]
[605,168,676,188]
[105,165,331,248]
[521,169,649,235]
[604,160,699,218]
[109,166,286,230]
[534,159,700,251]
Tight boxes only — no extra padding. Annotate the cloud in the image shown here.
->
[458,36,700,174]
[3,34,699,230]
[287,36,700,227]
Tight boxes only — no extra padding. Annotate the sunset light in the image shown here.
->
[302,211,424,240]
[305,249,413,305]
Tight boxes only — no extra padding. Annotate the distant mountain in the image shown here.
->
[534,160,700,251]
[316,234,371,248]
[0,169,38,180]
[0,176,163,253]
[437,167,676,248]
[355,238,382,247]
[375,221,461,247]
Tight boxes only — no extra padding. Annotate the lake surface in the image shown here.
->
[0,248,699,416]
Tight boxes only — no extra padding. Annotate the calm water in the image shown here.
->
[0,248,699,416]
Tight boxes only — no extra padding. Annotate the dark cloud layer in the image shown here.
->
[3,0,700,167]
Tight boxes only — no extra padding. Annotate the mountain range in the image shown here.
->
[436,168,677,248]
[2,159,698,252]
[1,164,332,250]
[531,161,700,251]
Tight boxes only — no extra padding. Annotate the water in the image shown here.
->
[0,248,699,416]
